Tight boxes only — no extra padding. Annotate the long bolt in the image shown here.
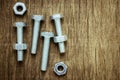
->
[41,32,54,71]
[14,22,27,61]
[50,14,65,53]
[31,15,44,54]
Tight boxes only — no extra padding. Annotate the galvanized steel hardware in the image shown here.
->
[13,6,67,75]
[50,14,67,53]
[40,32,54,71]
[31,15,44,54]
[54,62,67,76]
[13,2,27,15]
[13,22,27,61]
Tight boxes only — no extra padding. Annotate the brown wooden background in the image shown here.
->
[0,0,120,80]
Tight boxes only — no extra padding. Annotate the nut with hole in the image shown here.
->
[54,62,67,76]
[13,2,27,15]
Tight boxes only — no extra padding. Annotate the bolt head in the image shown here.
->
[14,22,27,27]
[31,15,44,21]
[50,14,63,20]
[13,2,27,15]
[41,32,54,38]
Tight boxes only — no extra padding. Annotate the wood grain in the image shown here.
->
[0,0,120,80]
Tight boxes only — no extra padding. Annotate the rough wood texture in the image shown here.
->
[0,0,120,80]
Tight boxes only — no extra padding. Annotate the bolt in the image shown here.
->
[31,15,44,54]
[13,22,27,61]
[40,32,54,71]
[50,14,67,53]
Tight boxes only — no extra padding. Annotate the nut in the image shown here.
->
[13,43,27,50]
[13,2,27,15]
[54,35,67,43]
[54,62,67,76]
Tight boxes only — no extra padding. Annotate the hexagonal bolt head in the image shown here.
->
[31,15,44,21]
[13,2,27,15]
[14,22,27,27]
[50,14,63,20]
[54,62,67,76]
[41,32,54,38]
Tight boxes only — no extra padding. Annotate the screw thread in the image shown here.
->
[17,51,23,61]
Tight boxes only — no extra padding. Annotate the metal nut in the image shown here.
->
[54,35,67,43]
[13,2,27,15]
[13,43,27,50]
[54,62,67,76]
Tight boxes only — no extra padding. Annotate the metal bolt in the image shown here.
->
[40,32,54,71]
[50,14,67,53]
[13,22,27,61]
[31,15,44,54]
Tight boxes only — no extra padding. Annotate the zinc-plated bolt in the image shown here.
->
[13,22,27,61]
[31,15,44,54]
[50,14,67,53]
[40,32,54,71]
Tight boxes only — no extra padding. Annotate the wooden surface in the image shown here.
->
[0,0,120,80]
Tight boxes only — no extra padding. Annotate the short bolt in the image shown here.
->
[50,14,67,53]
[13,22,27,61]
[40,32,54,71]
[31,15,44,54]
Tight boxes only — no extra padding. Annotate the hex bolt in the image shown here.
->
[50,14,67,53]
[13,22,27,61]
[31,15,44,54]
[40,32,54,71]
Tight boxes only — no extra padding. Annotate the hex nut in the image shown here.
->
[54,35,67,43]
[54,62,67,76]
[13,43,27,50]
[13,2,27,15]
